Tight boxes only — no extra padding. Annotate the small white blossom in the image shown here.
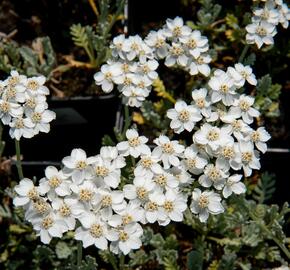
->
[222,174,246,198]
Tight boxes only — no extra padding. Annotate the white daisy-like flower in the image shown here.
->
[190,188,224,223]
[235,141,261,177]
[138,59,159,80]
[117,129,150,158]
[153,171,179,191]
[216,139,240,171]
[38,166,71,198]
[180,30,209,58]
[181,145,208,175]
[164,16,191,39]
[167,100,202,134]
[110,223,143,255]
[94,63,123,93]
[194,123,232,153]
[110,201,144,226]
[2,84,26,103]
[247,127,271,153]
[122,86,149,107]
[229,94,260,124]
[134,152,163,178]
[253,3,280,25]
[70,180,98,206]
[52,198,76,230]
[31,212,67,244]
[153,135,184,169]
[143,190,164,223]
[62,148,95,184]
[246,20,277,48]
[123,176,155,203]
[13,178,40,208]
[222,174,246,198]
[0,100,23,125]
[9,116,34,140]
[165,42,188,67]
[145,29,169,59]
[75,212,116,249]
[110,34,127,59]
[5,70,26,86]
[191,88,213,118]
[223,118,252,141]
[208,69,237,106]
[158,188,187,226]
[24,76,49,96]
[169,166,193,185]
[26,104,56,135]
[198,163,229,190]
[123,35,148,61]
[23,93,47,114]
[228,63,257,87]
[188,54,211,77]
[277,3,290,29]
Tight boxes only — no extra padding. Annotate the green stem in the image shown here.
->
[84,45,96,67]
[77,241,83,267]
[108,253,118,270]
[122,106,131,139]
[119,254,125,269]
[15,139,24,180]
[238,44,250,63]
[0,122,5,158]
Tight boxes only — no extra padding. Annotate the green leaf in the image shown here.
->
[243,53,256,66]
[70,24,89,49]
[19,46,38,68]
[55,241,72,259]
[187,250,203,270]
[253,172,276,204]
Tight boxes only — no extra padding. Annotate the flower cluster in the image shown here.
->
[0,71,55,140]
[94,16,211,107]
[246,0,290,48]
[167,62,270,221]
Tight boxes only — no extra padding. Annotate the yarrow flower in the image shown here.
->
[94,16,211,107]
[246,0,290,48]
[0,71,55,140]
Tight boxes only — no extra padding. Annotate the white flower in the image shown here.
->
[181,145,207,175]
[2,84,26,103]
[62,148,95,184]
[110,34,127,59]
[0,100,23,125]
[75,212,116,249]
[190,188,224,222]
[247,127,271,153]
[191,88,213,118]
[110,223,143,255]
[143,191,164,223]
[117,129,150,158]
[278,3,290,28]
[216,139,240,171]
[209,69,237,106]
[52,198,76,230]
[180,30,209,58]
[223,118,252,140]
[123,176,155,202]
[194,123,232,153]
[38,166,71,198]
[145,30,169,59]
[32,212,67,244]
[246,20,277,48]
[153,135,184,169]
[198,163,229,190]
[5,70,26,86]
[94,63,122,93]
[230,94,260,124]
[167,100,202,133]
[222,174,246,198]
[235,141,261,177]
[24,76,49,96]
[134,152,163,178]
[164,17,191,39]
[13,178,40,207]
[110,201,144,226]
[9,117,34,140]
[165,43,188,67]
[138,60,159,80]
[70,180,98,206]
[122,86,148,107]
[253,3,280,25]
[23,93,47,114]
[228,63,257,86]
[158,189,187,226]
[169,166,193,185]
[188,54,211,76]
[153,171,179,190]
[26,104,56,134]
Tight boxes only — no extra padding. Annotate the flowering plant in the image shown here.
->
[0,0,289,269]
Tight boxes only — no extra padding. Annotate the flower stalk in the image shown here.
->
[14,139,24,180]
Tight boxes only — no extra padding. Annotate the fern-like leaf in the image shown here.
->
[253,172,276,203]
[70,24,89,49]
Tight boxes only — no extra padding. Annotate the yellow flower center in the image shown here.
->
[48,176,61,188]
[163,201,174,212]
[187,38,197,49]
[141,157,153,169]
[170,45,184,56]
[0,101,10,113]
[162,143,174,154]
[90,224,103,238]
[222,147,234,159]
[156,39,165,48]
[31,112,42,123]
[101,195,112,207]
[239,100,250,111]
[79,189,93,201]
[128,137,140,147]
[33,200,50,214]
[28,187,39,200]
[15,118,24,129]
[173,26,182,37]
[105,72,112,80]
[154,174,167,186]
[76,160,87,170]
[196,98,205,108]
[27,80,39,90]
[59,204,71,217]
[146,201,158,211]
[119,230,129,241]
[122,214,133,225]
[95,166,109,177]
[208,167,221,181]
[241,151,253,163]
[251,131,260,142]
[256,26,267,36]
[207,130,219,141]
[136,187,148,200]
[186,158,196,168]
[178,109,190,122]
[42,216,54,229]
[198,195,209,208]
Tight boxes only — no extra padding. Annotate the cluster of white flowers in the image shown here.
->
[246,0,290,48]
[167,62,270,222]
[0,71,55,140]
[94,16,211,107]
[13,65,270,250]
